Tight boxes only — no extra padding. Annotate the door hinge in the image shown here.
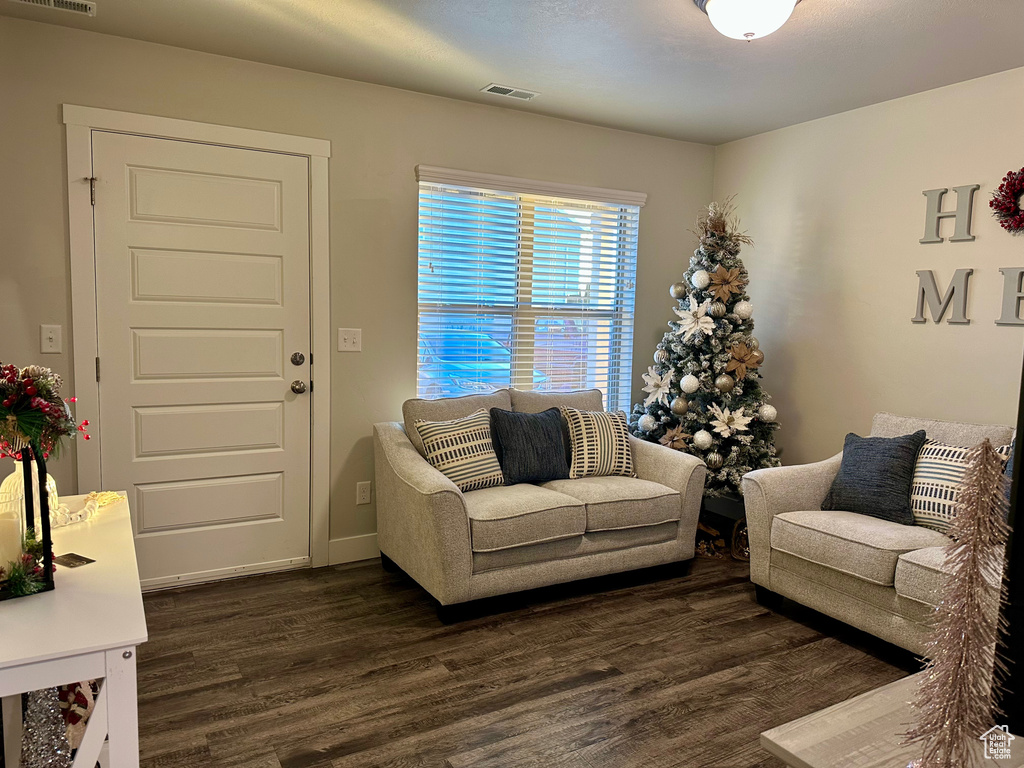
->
[86,177,97,206]
[95,357,100,382]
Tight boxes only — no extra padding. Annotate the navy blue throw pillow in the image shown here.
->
[489,407,570,485]
[822,430,927,525]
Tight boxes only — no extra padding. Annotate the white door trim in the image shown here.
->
[63,105,332,569]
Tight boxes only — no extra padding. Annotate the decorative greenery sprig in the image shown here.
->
[0,362,90,459]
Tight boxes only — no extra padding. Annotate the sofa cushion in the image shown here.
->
[510,388,603,414]
[463,484,585,552]
[560,407,635,479]
[403,390,511,457]
[911,439,1012,533]
[871,411,1014,448]
[542,477,679,532]
[489,407,570,485]
[771,510,949,586]
[895,545,1002,606]
[822,431,926,525]
[414,410,504,492]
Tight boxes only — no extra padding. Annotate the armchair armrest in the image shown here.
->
[629,435,707,549]
[741,452,842,586]
[373,422,474,604]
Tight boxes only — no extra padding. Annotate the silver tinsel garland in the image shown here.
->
[903,439,1010,768]
[21,688,72,768]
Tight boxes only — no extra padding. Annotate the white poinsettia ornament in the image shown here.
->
[708,403,753,438]
[641,366,674,407]
[673,294,716,343]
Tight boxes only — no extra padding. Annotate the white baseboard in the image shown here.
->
[141,556,310,591]
[328,533,380,565]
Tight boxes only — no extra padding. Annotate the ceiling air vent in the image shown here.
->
[8,0,96,15]
[481,83,539,101]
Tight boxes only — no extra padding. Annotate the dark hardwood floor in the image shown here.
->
[137,557,918,768]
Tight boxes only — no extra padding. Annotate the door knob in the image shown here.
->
[290,352,305,366]
[290,380,307,394]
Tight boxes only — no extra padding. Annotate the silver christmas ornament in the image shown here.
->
[670,396,689,415]
[638,414,657,433]
[758,404,778,423]
[680,374,700,394]
[691,269,711,290]
[693,430,713,450]
[734,300,753,320]
[715,374,735,393]
[709,301,727,318]
[654,348,670,364]
[705,451,723,470]
[669,282,688,300]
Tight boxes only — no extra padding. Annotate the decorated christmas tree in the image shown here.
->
[629,200,780,496]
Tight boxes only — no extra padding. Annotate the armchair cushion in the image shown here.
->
[542,477,680,532]
[771,510,948,586]
[464,485,586,552]
[822,431,926,525]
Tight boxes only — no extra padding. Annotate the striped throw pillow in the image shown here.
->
[560,407,635,479]
[911,439,1011,533]
[415,409,504,492]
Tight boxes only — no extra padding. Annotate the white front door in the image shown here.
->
[91,131,312,587]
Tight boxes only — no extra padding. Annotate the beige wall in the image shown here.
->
[0,17,715,548]
[714,67,1024,465]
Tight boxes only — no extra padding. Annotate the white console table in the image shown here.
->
[1,494,147,768]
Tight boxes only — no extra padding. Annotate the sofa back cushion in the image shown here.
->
[403,389,512,457]
[871,412,1013,447]
[510,388,603,414]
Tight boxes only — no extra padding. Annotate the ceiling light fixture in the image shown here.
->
[693,0,799,41]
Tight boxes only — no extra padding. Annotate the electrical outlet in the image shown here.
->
[338,328,362,352]
[40,325,62,354]
[356,481,372,505]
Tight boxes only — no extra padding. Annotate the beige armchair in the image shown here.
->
[373,388,707,612]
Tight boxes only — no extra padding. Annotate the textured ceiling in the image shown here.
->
[2,0,1022,144]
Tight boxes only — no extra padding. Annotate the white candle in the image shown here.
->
[0,515,23,573]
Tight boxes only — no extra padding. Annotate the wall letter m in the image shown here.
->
[912,269,972,324]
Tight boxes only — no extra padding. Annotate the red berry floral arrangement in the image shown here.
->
[990,167,1024,234]
[0,362,90,460]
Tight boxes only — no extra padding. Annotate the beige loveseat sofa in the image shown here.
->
[373,388,706,609]
[743,412,1012,656]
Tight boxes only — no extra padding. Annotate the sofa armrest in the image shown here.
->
[373,422,474,604]
[629,435,707,552]
[741,452,842,587]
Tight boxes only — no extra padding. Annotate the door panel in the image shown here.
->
[92,131,311,585]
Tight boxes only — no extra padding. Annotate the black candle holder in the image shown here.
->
[0,445,55,600]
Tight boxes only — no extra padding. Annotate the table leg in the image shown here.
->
[103,647,138,768]
[2,694,22,768]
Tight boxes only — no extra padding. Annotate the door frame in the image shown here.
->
[63,104,332,569]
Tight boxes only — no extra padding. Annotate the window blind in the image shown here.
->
[416,170,641,412]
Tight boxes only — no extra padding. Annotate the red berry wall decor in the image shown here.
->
[990,167,1024,234]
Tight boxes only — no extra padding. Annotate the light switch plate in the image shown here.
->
[338,328,362,352]
[40,325,62,354]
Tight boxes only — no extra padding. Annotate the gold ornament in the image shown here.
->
[715,374,735,393]
[709,301,727,318]
[748,336,759,351]
[670,396,688,415]
[669,282,687,300]
[725,342,762,381]
[708,264,748,303]
[659,425,692,451]
[704,451,723,470]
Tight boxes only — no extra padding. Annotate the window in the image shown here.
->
[416,166,644,411]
